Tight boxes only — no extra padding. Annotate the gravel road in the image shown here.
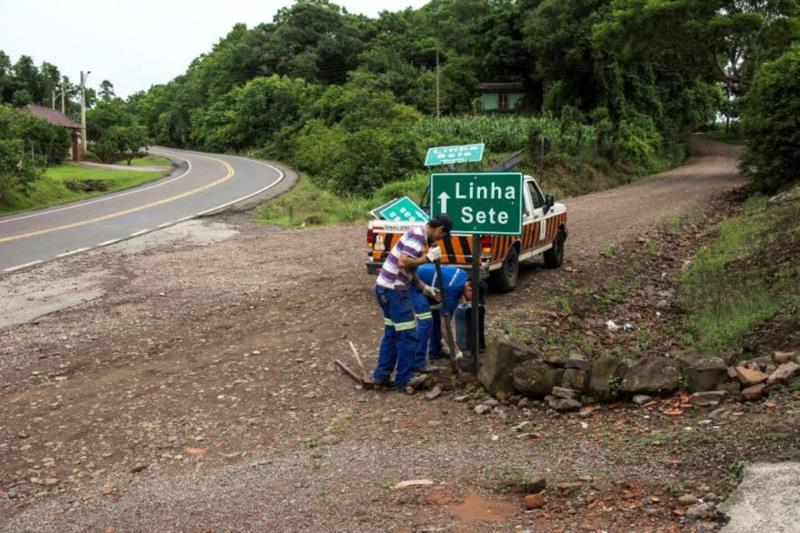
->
[0,138,746,532]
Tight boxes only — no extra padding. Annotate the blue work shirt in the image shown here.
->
[416,263,468,314]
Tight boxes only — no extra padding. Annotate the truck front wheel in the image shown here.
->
[490,246,519,293]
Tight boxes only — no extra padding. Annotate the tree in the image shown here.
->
[99,80,115,100]
[94,125,150,164]
[740,43,800,192]
[85,98,133,141]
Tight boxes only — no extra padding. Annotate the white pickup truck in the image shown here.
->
[366,175,568,292]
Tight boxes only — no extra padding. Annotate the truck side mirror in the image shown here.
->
[544,194,554,214]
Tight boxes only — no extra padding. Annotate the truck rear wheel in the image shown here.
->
[490,246,519,293]
[543,231,565,268]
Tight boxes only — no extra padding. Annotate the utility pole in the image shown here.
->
[80,70,90,158]
[51,89,56,109]
[435,46,440,120]
[61,77,66,113]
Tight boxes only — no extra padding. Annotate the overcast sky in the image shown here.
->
[1,0,427,98]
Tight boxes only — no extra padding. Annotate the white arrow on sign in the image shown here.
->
[438,191,450,213]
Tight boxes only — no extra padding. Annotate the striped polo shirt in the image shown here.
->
[376,225,426,290]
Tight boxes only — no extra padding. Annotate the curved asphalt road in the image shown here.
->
[0,147,285,272]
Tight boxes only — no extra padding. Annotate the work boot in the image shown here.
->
[429,350,450,360]
[403,374,430,394]
[372,376,395,389]
[414,364,440,374]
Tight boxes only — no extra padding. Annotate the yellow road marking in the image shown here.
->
[0,156,234,244]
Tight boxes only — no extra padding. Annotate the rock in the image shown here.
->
[524,493,545,509]
[566,354,590,371]
[483,398,500,407]
[130,464,148,474]
[773,351,796,364]
[543,352,565,367]
[562,368,588,392]
[393,479,433,489]
[621,356,681,395]
[425,386,442,400]
[588,354,628,401]
[552,387,577,400]
[517,397,530,408]
[498,476,546,494]
[766,362,799,386]
[742,383,767,400]
[17,431,28,439]
[690,390,728,407]
[678,494,699,505]
[455,394,470,402]
[547,397,581,412]
[474,404,492,415]
[478,338,535,395]
[735,365,768,386]
[708,406,730,419]
[684,355,729,392]
[513,360,564,399]
[320,434,340,445]
[686,502,715,520]
[632,394,653,406]
[495,390,508,402]
[512,421,532,433]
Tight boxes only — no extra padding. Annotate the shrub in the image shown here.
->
[740,44,800,193]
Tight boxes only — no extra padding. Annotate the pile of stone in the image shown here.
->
[477,338,799,412]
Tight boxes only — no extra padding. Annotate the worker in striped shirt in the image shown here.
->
[372,214,452,392]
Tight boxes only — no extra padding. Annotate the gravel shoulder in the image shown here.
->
[1,139,763,532]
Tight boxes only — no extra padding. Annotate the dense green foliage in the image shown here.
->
[122,0,797,201]
[740,44,800,193]
[0,104,70,204]
[0,51,95,114]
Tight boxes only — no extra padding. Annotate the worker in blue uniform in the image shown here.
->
[410,263,471,371]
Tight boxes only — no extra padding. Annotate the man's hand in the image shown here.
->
[422,285,441,301]
[425,246,442,263]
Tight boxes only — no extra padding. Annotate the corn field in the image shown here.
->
[412,115,595,154]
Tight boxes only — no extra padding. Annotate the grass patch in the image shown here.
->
[678,191,800,354]
[256,173,429,227]
[113,154,173,167]
[0,162,168,214]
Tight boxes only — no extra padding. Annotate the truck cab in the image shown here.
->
[366,175,567,293]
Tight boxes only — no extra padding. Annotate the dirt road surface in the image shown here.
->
[1,138,746,531]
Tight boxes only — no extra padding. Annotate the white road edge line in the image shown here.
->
[97,238,121,247]
[3,259,43,272]
[0,151,193,226]
[56,247,90,258]
[195,158,285,216]
[157,222,172,229]
[129,229,149,237]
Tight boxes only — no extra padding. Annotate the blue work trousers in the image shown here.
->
[373,285,417,389]
[409,288,433,369]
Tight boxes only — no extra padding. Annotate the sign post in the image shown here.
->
[429,172,524,372]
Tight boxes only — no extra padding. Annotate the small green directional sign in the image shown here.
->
[424,143,485,167]
[430,172,523,235]
[377,196,429,222]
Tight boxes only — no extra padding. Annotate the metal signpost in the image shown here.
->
[429,171,524,372]
[424,143,485,167]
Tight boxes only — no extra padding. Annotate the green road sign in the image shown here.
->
[430,172,523,235]
[377,196,429,222]
[424,143,485,167]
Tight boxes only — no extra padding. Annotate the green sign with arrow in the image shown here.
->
[429,172,523,235]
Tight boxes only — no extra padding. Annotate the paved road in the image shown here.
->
[0,147,286,272]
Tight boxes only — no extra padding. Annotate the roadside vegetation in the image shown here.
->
[0,162,167,214]
[679,190,800,357]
